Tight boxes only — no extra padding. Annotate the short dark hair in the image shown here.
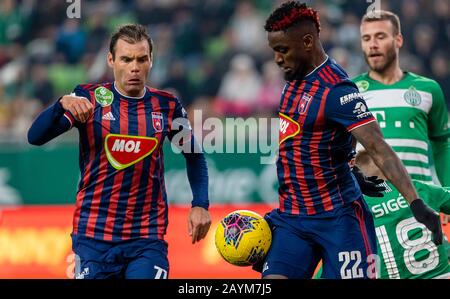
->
[264,1,320,33]
[361,10,401,35]
[109,24,153,59]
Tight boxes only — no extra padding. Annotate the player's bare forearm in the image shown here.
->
[351,122,419,203]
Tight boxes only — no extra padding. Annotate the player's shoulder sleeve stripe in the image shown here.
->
[347,117,376,132]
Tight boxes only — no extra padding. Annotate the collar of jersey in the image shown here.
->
[364,71,410,86]
[304,55,329,79]
[113,82,148,100]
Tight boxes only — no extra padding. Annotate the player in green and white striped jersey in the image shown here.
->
[356,150,449,279]
[354,10,450,186]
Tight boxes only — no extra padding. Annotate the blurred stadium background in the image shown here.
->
[0,0,448,278]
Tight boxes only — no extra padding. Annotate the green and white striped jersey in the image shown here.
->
[364,181,450,279]
[353,72,450,183]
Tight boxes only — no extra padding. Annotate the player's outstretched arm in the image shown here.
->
[183,149,211,244]
[27,95,93,145]
[352,122,418,202]
[168,98,211,243]
[351,121,443,245]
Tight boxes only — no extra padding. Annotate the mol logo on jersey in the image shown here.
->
[104,134,158,170]
[279,112,301,144]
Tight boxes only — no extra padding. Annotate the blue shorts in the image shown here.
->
[262,197,377,279]
[71,234,169,279]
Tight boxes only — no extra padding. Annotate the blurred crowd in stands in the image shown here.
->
[0,0,448,142]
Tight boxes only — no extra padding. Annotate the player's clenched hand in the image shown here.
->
[60,94,94,123]
[188,207,211,244]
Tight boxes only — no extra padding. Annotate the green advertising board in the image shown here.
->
[0,142,278,205]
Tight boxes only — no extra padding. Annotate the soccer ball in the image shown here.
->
[214,210,272,266]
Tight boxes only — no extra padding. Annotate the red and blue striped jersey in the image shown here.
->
[277,57,376,215]
[65,82,189,241]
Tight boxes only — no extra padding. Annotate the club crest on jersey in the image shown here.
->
[403,86,422,106]
[152,112,163,132]
[298,93,312,114]
[279,112,301,144]
[104,134,158,170]
[94,86,114,107]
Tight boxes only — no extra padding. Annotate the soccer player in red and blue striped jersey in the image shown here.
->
[260,2,443,279]
[28,24,211,279]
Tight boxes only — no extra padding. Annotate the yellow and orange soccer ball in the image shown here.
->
[214,210,272,266]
